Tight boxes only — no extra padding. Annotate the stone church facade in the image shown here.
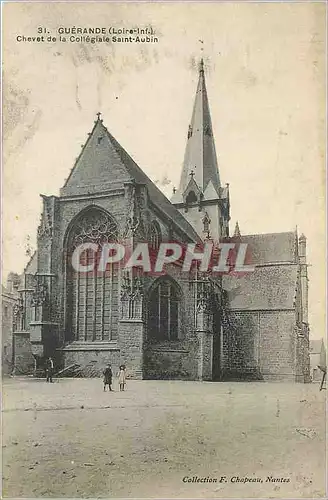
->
[12,60,310,382]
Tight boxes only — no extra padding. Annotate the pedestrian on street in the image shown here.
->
[103,364,113,392]
[117,364,126,391]
[45,357,54,383]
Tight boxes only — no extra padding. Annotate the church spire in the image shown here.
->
[175,58,221,201]
[172,58,230,242]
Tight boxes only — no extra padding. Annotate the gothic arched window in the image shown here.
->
[186,190,198,204]
[66,207,119,343]
[149,221,162,250]
[148,278,181,342]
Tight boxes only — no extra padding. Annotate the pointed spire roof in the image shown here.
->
[203,180,219,201]
[175,59,221,200]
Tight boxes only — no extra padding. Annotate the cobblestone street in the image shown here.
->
[2,377,326,498]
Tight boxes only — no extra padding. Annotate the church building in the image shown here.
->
[13,60,310,382]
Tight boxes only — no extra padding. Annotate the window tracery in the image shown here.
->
[149,221,162,251]
[70,210,118,249]
[66,208,119,343]
[148,278,180,342]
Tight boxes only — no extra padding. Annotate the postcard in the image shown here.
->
[2,1,326,499]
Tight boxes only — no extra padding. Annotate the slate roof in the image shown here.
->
[60,119,132,196]
[240,232,297,265]
[24,251,38,275]
[222,231,299,311]
[222,263,298,310]
[60,118,201,243]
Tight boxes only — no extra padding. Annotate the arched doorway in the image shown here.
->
[147,277,181,342]
[66,207,119,343]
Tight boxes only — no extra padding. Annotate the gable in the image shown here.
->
[60,120,132,197]
[60,117,201,244]
[182,176,201,197]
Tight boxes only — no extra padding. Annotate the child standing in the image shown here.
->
[117,365,126,391]
[103,364,113,392]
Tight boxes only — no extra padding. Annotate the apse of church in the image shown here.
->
[16,109,209,379]
[14,60,310,382]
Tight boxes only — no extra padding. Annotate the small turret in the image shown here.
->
[234,221,241,238]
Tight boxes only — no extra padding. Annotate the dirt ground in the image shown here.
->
[2,377,326,498]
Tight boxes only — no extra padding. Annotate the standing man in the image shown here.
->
[45,357,54,383]
[103,364,113,392]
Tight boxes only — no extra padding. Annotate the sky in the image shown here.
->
[2,2,326,338]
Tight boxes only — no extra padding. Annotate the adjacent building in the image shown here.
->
[2,273,21,375]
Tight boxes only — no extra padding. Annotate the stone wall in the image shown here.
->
[222,309,298,381]
[295,324,311,383]
[2,297,14,375]
[196,331,213,381]
[119,320,144,379]
[144,340,198,380]
[60,345,120,377]
[13,332,35,375]
[57,316,145,380]
[222,311,259,379]
[259,310,297,381]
